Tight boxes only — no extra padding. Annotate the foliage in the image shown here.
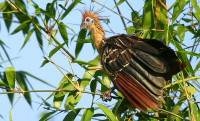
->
[0,0,200,121]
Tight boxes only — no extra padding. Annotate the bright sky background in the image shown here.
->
[0,0,197,121]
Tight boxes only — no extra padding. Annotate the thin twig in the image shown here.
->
[92,0,137,24]
[0,89,121,99]
[164,75,200,89]
[159,108,189,121]
[181,71,196,121]
[113,0,127,32]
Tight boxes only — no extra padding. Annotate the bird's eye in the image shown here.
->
[86,18,90,22]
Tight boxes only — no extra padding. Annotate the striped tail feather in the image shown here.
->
[113,72,163,113]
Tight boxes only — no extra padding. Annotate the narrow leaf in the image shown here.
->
[2,2,13,32]
[39,111,56,121]
[58,22,68,46]
[48,30,57,46]
[14,0,27,14]
[75,29,87,58]
[156,0,168,29]
[113,0,125,8]
[20,28,34,50]
[35,28,43,51]
[172,0,187,23]
[63,109,81,121]
[16,71,31,106]
[9,112,12,121]
[96,103,118,121]
[194,60,200,72]
[142,0,155,38]
[59,0,80,20]
[5,67,15,89]
[191,0,200,15]
[81,108,94,121]
[49,43,65,58]
[177,24,185,44]
[11,20,31,35]
[0,81,9,87]
[40,59,49,67]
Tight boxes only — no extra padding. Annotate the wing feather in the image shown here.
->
[101,34,182,112]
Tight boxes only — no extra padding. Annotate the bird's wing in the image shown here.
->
[101,35,181,112]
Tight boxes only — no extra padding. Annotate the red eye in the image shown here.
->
[86,18,90,22]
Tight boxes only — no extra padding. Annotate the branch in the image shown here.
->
[164,75,200,89]
[0,89,121,100]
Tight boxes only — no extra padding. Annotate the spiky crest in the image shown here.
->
[80,10,105,54]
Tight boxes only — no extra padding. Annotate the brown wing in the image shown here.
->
[101,34,183,113]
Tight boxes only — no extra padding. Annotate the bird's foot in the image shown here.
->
[100,87,115,102]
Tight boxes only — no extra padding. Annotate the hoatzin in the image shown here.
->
[80,10,185,113]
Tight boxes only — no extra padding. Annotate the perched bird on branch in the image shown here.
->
[80,10,185,113]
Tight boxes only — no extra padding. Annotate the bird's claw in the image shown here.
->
[100,88,114,102]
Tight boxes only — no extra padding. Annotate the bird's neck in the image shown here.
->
[90,26,105,54]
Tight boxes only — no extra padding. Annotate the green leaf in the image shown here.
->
[191,0,200,15]
[9,112,12,121]
[178,51,200,58]
[58,22,68,46]
[40,59,49,67]
[186,86,196,96]
[174,41,194,76]
[79,56,99,90]
[90,79,97,99]
[44,2,56,22]
[81,108,94,121]
[11,20,31,35]
[101,75,111,92]
[39,111,56,121]
[20,28,34,50]
[14,0,27,14]
[63,109,81,121]
[2,2,13,32]
[193,12,200,22]
[142,0,155,38]
[72,59,98,66]
[0,81,9,87]
[45,3,51,23]
[75,29,87,58]
[0,40,13,65]
[59,0,81,20]
[113,0,125,8]
[49,43,65,58]
[191,103,200,120]
[177,24,185,44]
[194,60,200,72]
[165,25,174,44]
[96,103,118,121]
[5,67,15,89]
[168,86,196,121]
[35,28,43,51]
[172,0,187,23]
[48,30,57,46]
[53,74,74,109]
[16,71,31,106]
[156,0,168,29]
[53,94,65,109]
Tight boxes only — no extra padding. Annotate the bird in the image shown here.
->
[80,10,186,113]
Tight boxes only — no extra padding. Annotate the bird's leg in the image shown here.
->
[88,66,102,70]
[100,87,115,102]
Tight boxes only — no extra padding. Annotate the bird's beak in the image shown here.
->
[80,22,87,29]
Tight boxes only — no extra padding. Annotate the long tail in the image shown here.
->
[113,72,163,113]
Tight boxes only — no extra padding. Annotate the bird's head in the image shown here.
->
[80,10,104,32]
[80,10,105,54]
